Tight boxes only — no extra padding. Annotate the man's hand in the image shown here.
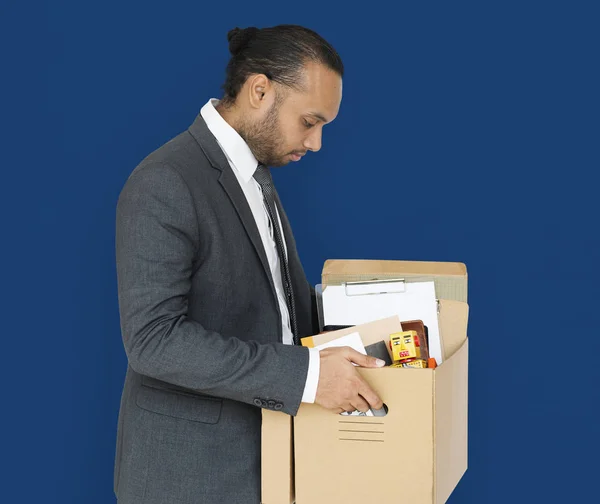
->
[315,347,385,414]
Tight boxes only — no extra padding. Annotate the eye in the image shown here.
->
[303,119,316,129]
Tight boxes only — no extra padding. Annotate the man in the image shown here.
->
[114,24,385,504]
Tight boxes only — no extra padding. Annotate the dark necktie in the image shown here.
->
[253,164,299,344]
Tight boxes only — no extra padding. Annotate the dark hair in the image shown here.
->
[220,24,344,106]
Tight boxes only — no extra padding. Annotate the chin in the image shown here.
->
[270,159,290,168]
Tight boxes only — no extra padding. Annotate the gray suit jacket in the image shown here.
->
[113,111,318,504]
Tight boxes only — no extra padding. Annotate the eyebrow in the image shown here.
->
[307,112,329,123]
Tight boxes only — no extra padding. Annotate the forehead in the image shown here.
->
[281,62,342,122]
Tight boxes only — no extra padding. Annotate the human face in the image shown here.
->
[241,62,342,167]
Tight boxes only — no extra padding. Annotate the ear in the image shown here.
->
[247,74,274,110]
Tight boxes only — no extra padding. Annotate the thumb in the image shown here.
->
[346,348,386,368]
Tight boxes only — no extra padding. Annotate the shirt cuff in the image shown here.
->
[300,347,321,404]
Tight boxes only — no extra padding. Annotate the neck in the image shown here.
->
[215,101,242,131]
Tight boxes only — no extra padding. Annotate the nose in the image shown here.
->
[303,128,322,153]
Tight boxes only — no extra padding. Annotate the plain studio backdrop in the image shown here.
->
[2,1,598,502]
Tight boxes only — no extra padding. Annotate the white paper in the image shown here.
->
[339,409,375,417]
[314,331,366,355]
[322,280,443,364]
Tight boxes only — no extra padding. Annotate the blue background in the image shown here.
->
[3,0,599,502]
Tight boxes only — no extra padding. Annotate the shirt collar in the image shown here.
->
[200,98,259,183]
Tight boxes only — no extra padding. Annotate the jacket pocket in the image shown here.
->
[136,385,222,424]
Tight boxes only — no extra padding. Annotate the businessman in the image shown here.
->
[114,24,384,504]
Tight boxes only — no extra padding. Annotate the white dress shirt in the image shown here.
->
[200,98,320,403]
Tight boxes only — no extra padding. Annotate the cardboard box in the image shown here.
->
[294,259,469,504]
[261,409,295,504]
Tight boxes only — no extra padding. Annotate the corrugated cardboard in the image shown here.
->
[294,259,469,504]
[261,409,294,504]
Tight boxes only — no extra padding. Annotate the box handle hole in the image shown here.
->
[371,403,388,417]
[339,403,388,417]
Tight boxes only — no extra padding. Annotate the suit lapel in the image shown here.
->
[188,114,278,301]
[218,167,274,288]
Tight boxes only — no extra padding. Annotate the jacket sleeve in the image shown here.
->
[115,162,310,416]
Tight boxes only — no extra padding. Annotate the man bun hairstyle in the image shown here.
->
[227,27,260,56]
[220,24,343,106]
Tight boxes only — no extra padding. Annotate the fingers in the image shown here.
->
[316,346,385,415]
[331,405,354,415]
[345,348,385,368]
[357,378,384,410]
[350,395,371,413]
[330,390,375,415]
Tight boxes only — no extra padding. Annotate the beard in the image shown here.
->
[237,98,290,167]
